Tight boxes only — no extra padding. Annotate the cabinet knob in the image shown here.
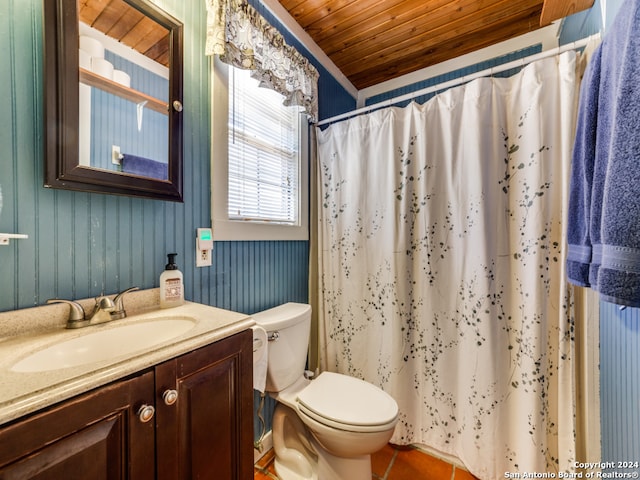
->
[162,389,178,406]
[137,404,155,423]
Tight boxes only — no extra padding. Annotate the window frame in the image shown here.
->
[211,58,309,241]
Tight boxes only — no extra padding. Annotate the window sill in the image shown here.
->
[212,218,308,241]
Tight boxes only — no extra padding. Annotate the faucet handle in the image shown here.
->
[111,286,139,320]
[95,296,116,312]
[46,299,86,322]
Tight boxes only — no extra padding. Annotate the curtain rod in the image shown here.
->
[316,34,600,127]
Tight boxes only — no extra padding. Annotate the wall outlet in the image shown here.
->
[196,228,213,267]
[196,240,212,267]
[112,145,122,165]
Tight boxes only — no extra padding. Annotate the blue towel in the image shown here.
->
[567,0,640,307]
[567,45,602,287]
[122,154,168,181]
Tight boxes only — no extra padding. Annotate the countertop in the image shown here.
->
[0,290,254,426]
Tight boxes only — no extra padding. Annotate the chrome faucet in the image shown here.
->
[111,286,139,320]
[86,296,117,325]
[47,286,138,329]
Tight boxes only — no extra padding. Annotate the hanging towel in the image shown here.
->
[121,154,168,181]
[567,45,602,287]
[251,326,268,393]
[566,0,640,307]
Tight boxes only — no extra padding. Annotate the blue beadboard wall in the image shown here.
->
[600,302,640,470]
[0,0,353,310]
[558,1,603,44]
[92,52,169,171]
[0,0,353,445]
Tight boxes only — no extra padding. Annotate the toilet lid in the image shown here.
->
[297,372,398,428]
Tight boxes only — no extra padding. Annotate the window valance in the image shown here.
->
[205,0,319,122]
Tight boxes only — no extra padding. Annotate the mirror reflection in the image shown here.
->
[43,0,183,200]
[78,0,170,181]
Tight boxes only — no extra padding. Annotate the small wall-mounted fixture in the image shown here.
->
[0,233,29,246]
[196,228,213,267]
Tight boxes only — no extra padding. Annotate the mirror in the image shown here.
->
[43,0,184,201]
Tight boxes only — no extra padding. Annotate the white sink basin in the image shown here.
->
[10,317,197,373]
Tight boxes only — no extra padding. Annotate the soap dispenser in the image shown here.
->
[160,253,184,308]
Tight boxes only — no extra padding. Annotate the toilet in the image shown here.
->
[252,303,398,480]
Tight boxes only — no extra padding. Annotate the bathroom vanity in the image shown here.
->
[0,292,254,479]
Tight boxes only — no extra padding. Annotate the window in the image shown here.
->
[211,59,309,240]
[228,67,299,224]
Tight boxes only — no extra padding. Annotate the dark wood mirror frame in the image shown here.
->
[43,0,184,202]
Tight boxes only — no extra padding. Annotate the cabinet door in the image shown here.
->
[0,371,155,480]
[156,330,253,480]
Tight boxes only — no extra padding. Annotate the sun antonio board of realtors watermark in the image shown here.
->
[503,474,638,479]
[504,463,640,479]
[504,472,640,478]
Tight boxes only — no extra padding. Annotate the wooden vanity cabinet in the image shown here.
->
[155,329,254,480]
[0,370,156,479]
[0,330,253,480]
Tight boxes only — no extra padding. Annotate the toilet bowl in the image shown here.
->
[251,303,398,480]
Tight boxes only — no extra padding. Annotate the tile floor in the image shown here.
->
[254,444,480,480]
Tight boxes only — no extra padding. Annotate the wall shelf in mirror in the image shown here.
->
[79,68,168,116]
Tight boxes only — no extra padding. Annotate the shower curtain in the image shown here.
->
[316,52,581,479]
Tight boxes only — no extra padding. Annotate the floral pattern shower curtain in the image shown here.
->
[316,52,580,479]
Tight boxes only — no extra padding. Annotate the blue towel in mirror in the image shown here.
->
[121,154,168,181]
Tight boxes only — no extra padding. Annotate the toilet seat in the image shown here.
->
[296,372,398,433]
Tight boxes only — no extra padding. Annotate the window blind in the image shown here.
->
[228,67,300,224]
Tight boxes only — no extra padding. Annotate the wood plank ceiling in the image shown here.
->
[277,0,595,90]
[79,0,170,67]
[79,0,595,91]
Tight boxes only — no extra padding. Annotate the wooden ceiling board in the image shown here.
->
[93,7,144,39]
[287,0,365,29]
[78,0,107,25]
[305,0,461,43]
[315,1,456,56]
[121,17,167,52]
[79,0,169,67]
[332,2,542,76]
[143,34,170,65]
[350,8,542,88]
[279,0,308,10]
[276,0,593,90]
[291,0,411,35]
[328,0,538,64]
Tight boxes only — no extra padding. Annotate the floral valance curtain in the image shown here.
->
[205,0,319,122]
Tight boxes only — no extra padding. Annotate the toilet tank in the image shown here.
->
[251,303,311,392]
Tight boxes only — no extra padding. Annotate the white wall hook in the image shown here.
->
[137,100,147,131]
[0,233,29,245]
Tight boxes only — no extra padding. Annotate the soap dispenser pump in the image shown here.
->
[160,253,184,308]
